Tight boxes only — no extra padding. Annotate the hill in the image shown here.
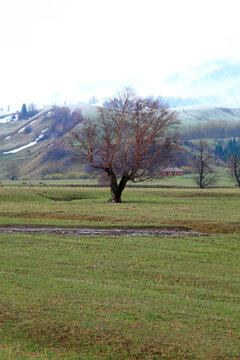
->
[0,104,240,180]
[0,104,99,180]
[163,59,240,106]
[176,105,240,124]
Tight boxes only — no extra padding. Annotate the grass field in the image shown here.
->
[0,167,235,188]
[0,185,240,359]
[0,185,240,233]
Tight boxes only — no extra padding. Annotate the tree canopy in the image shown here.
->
[67,88,180,202]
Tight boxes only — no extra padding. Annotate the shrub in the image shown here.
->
[24,126,32,134]
[78,171,93,179]
[43,173,66,180]
[64,171,79,179]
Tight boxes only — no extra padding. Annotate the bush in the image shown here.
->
[64,171,79,179]
[24,126,32,134]
[21,175,29,181]
[63,171,94,179]
[78,171,93,179]
[44,173,66,180]
[43,171,94,180]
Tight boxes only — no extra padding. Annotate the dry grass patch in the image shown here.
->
[167,220,240,234]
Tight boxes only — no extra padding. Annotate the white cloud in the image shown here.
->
[0,0,240,108]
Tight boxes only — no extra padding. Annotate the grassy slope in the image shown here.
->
[0,232,239,359]
[176,105,240,124]
[0,186,240,359]
[0,185,239,233]
[0,105,98,180]
[1,104,240,180]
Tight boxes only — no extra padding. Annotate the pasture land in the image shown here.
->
[0,185,239,359]
[0,185,240,233]
[0,166,235,187]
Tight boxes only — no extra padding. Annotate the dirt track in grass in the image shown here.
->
[0,225,202,237]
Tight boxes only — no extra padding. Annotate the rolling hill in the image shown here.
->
[0,104,98,180]
[176,105,240,124]
[0,104,240,180]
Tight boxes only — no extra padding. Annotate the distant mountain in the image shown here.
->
[156,96,200,108]
[162,59,240,106]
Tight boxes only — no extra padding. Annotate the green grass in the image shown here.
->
[0,165,235,187]
[0,185,240,359]
[0,232,239,359]
[0,185,240,233]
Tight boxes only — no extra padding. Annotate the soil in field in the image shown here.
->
[0,225,202,236]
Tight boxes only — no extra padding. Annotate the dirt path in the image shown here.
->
[0,225,202,237]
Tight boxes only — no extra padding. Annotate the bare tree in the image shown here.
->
[48,107,83,137]
[192,140,217,188]
[27,103,38,117]
[28,103,37,112]
[66,88,179,202]
[228,152,240,187]
[6,166,19,180]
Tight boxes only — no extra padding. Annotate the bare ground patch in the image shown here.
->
[0,225,202,237]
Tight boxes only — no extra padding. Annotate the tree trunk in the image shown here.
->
[106,169,118,202]
[106,169,129,203]
[114,174,129,203]
[233,154,240,187]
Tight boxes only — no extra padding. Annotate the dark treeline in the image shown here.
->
[181,120,240,140]
[215,138,240,162]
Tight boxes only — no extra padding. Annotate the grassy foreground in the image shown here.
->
[0,232,239,359]
[0,185,240,233]
[0,185,240,359]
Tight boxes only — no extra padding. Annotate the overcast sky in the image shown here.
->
[0,0,240,109]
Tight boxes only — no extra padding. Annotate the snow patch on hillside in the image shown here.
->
[3,141,38,154]
[18,119,37,133]
[0,114,18,124]
[3,128,48,154]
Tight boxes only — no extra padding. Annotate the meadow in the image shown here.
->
[0,183,240,359]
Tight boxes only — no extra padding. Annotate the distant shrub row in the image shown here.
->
[43,171,95,180]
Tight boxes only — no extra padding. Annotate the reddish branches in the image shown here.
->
[67,88,180,202]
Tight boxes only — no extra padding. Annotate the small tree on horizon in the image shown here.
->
[66,88,180,202]
[21,103,28,119]
[192,139,217,189]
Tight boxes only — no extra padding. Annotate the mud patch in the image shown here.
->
[0,225,202,237]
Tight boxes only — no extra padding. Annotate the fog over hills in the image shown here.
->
[162,59,240,106]
[1,56,240,180]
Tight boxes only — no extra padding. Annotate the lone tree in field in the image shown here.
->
[192,139,217,188]
[6,165,19,180]
[228,152,240,187]
[67,88,179,202]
